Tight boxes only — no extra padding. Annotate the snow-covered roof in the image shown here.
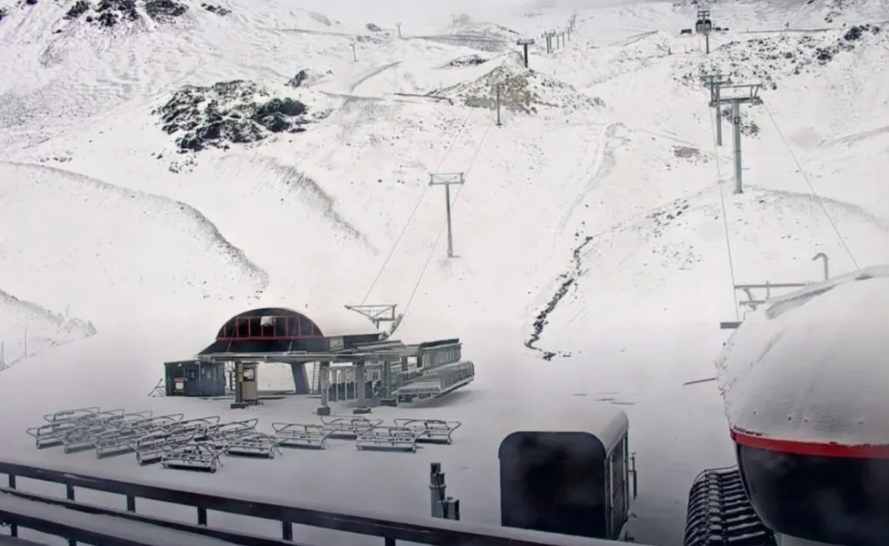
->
[481,399,629,454]
[715,265,889,446]
[242,299,379,337]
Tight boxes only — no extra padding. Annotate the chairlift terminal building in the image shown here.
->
[163,307,474,413]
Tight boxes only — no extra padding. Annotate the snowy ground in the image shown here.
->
[1,0,888,544]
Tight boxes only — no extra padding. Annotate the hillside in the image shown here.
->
[0,288,95,368]
[1,0,888,543]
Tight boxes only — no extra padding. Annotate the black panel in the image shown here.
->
[737,444,889,546]
[499,432,606,539]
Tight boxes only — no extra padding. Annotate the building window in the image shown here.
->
[260,316,276,337]
[274,316,289,337]
[299,315,315,337]
[236,318,249,338]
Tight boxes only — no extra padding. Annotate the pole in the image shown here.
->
[522,44,529,67]
[429,173,464,259]
[444,183,454,258]
[705,31,710,54]
[714,80,723,146]
[430,463,445,518]
[495,85,501,126]
[732,100,742,194]
[396,23,401,38]
[352,43,357,62]
[813,252,830,280]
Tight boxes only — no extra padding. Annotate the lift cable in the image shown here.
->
[761,103,860,271]
[709,106,741,320]
[361,106,482,304]
[399,120,495,328]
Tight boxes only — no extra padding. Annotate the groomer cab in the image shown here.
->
[498,405,636,541]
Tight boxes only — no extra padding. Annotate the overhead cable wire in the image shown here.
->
[400,120,494,325]
[762,103,860,271]
[361,106,481,304]
[709,107,741,320]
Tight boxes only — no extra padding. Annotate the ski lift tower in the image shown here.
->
[710,83,762,194]
[695,9,713,53]
[516,38,535,68]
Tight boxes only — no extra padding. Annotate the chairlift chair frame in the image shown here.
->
[393,419,462,445]
[272,422,334,450]
[320,416,383,440]
[355,425,420,453]
[161,442,225,473]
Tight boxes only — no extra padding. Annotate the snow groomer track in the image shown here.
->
[25,407,464,473]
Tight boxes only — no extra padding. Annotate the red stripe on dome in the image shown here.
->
[731,429,889,459]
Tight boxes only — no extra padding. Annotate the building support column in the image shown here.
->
[316,361,331,416]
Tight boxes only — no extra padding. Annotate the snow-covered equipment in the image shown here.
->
[224,432,282,458]
[272,422,332,450]
[161,443,224,473]
[320,416,382,440]
[355,425,419,453]
[393,419,461,444]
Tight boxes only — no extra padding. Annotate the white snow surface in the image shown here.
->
[716,265,889,445]
[1,0,889,543]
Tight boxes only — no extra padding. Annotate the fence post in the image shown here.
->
[66,484,76,546]
[8,474,17,536]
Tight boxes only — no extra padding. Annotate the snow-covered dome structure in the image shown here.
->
[715,265,889,546]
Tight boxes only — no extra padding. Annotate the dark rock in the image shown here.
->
[843,24,879,41]
[252,98,307,132]
[201,3,230,16]
[95,0,138,26]
[0,7,7,21]
[25,0,38,5]
[844,25,863,41]
[443,54,487,68]
[366,22,381,32]
[145,0,187,21]
[286,69,310,87]
[64,0,90,20]
[155,80,310,152]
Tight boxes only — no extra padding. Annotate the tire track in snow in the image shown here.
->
[0,161,270,291]
[348,61,402,94]
[557,122,619,231]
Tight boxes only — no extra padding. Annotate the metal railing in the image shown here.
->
[0,458,634,546]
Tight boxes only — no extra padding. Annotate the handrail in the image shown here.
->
[0,457,635,546]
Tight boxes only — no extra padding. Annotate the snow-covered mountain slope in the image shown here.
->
[0,161,267,326]
[0,288,95,369]
[0,0,888,543]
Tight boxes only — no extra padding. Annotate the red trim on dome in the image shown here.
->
[731,429,889,459]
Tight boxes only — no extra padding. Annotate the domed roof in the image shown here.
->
[716,265,889,446]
